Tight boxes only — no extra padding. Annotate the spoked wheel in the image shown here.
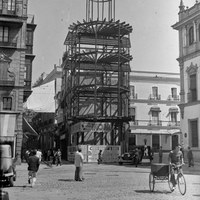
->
[168,173,174,192]
[149,173,155,192]
[177,173,186,195]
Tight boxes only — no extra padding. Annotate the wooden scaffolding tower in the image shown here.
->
[62,0,133,147]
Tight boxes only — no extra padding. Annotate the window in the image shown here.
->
[152,86,158,97]
[26,30,33,45]
[189,26,194,45]
[189,74,197,102]
[130,107,135,121]
[152,111,159,125]
[0,0,2,10]
[149,106,161,125]
[190,120,198,147]
[25,59,31,81]
[130,86,135,99]
[152,134,159,151]
[171,112,177,122]
[171,88,177,99]
[129,135,136,147]
[8,0,16,11]
[0,26,9,42]
[3,97,12,110]
[199,24,200,41]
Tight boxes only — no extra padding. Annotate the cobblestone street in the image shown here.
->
[2,162,200,200]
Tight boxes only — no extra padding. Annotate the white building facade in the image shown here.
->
[129,71,181,152]
[172,1,200,161]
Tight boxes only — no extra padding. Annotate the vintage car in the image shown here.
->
[118,146,144,165]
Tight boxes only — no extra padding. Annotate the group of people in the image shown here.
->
[23,144,195,187]
[25,148,62,187]
[158,145,194,167]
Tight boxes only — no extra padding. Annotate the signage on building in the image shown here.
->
[70,122,111,134]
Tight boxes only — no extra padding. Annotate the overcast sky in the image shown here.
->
[28,0,195,82]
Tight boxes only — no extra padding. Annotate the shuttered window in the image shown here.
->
[189,26,194,45]
[0,26,9,42]
[190,74,197,102]
[190,120,198,148]
[8,0,16,11]
[3,97,12,110]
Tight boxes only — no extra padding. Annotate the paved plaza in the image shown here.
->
[1,162,200,200]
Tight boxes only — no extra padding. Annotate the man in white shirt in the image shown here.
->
[74,146,84,181]
[36,149,42,162]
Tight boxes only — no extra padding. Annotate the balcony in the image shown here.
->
[149,94,161,100]
[167,95,180,101]
[0,39,17,48]
[130,120,180,128]
[130,93,138,100]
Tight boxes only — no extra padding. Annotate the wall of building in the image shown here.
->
[129,71,181,152]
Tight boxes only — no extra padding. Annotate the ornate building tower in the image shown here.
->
[172,0,200,161]
[61,0,132,153]
[0,0,36,161]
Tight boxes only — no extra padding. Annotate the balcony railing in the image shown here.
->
[130,120,180,127]
[167,95,180,101]
[0,39,17,48]
[149,94,161,100]
[130,93,138,100]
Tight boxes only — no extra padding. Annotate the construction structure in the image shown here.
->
[61,0,132,153]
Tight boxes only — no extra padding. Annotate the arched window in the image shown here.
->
[189,26,194,45]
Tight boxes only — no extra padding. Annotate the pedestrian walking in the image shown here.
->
[47,149,51,161]
[187,146,194,167]
[134,148,140,167]
[159,146,163,163]
[27,149,40,187]
[74,146,84,181]
[52,150,56,165]
[25,149,30,163]
[97,150,102,164]
[56,149,62,166]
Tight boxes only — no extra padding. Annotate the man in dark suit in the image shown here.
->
[27,149,40,187]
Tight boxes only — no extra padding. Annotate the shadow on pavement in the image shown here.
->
[193,194,200,197]
[58,179,74,182]
[135,189,171,194]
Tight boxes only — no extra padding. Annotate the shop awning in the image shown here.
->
[149,106,161,113]
[150,106,161,112]
[23,117,38,136]
[169,107,179,113]
[130,129,181,135]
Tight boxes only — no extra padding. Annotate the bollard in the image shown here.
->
[0,190,9,200]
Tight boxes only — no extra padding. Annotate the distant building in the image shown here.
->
[172,0,200,161]
[26,65,62,154]
[129,71,181,152]
[0,0,36,161]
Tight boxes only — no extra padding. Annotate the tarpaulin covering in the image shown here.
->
[25,80,55,113]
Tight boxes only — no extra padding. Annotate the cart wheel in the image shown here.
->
[168,173,174,192]
[149,173,155,192]
[177,173,186,195]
